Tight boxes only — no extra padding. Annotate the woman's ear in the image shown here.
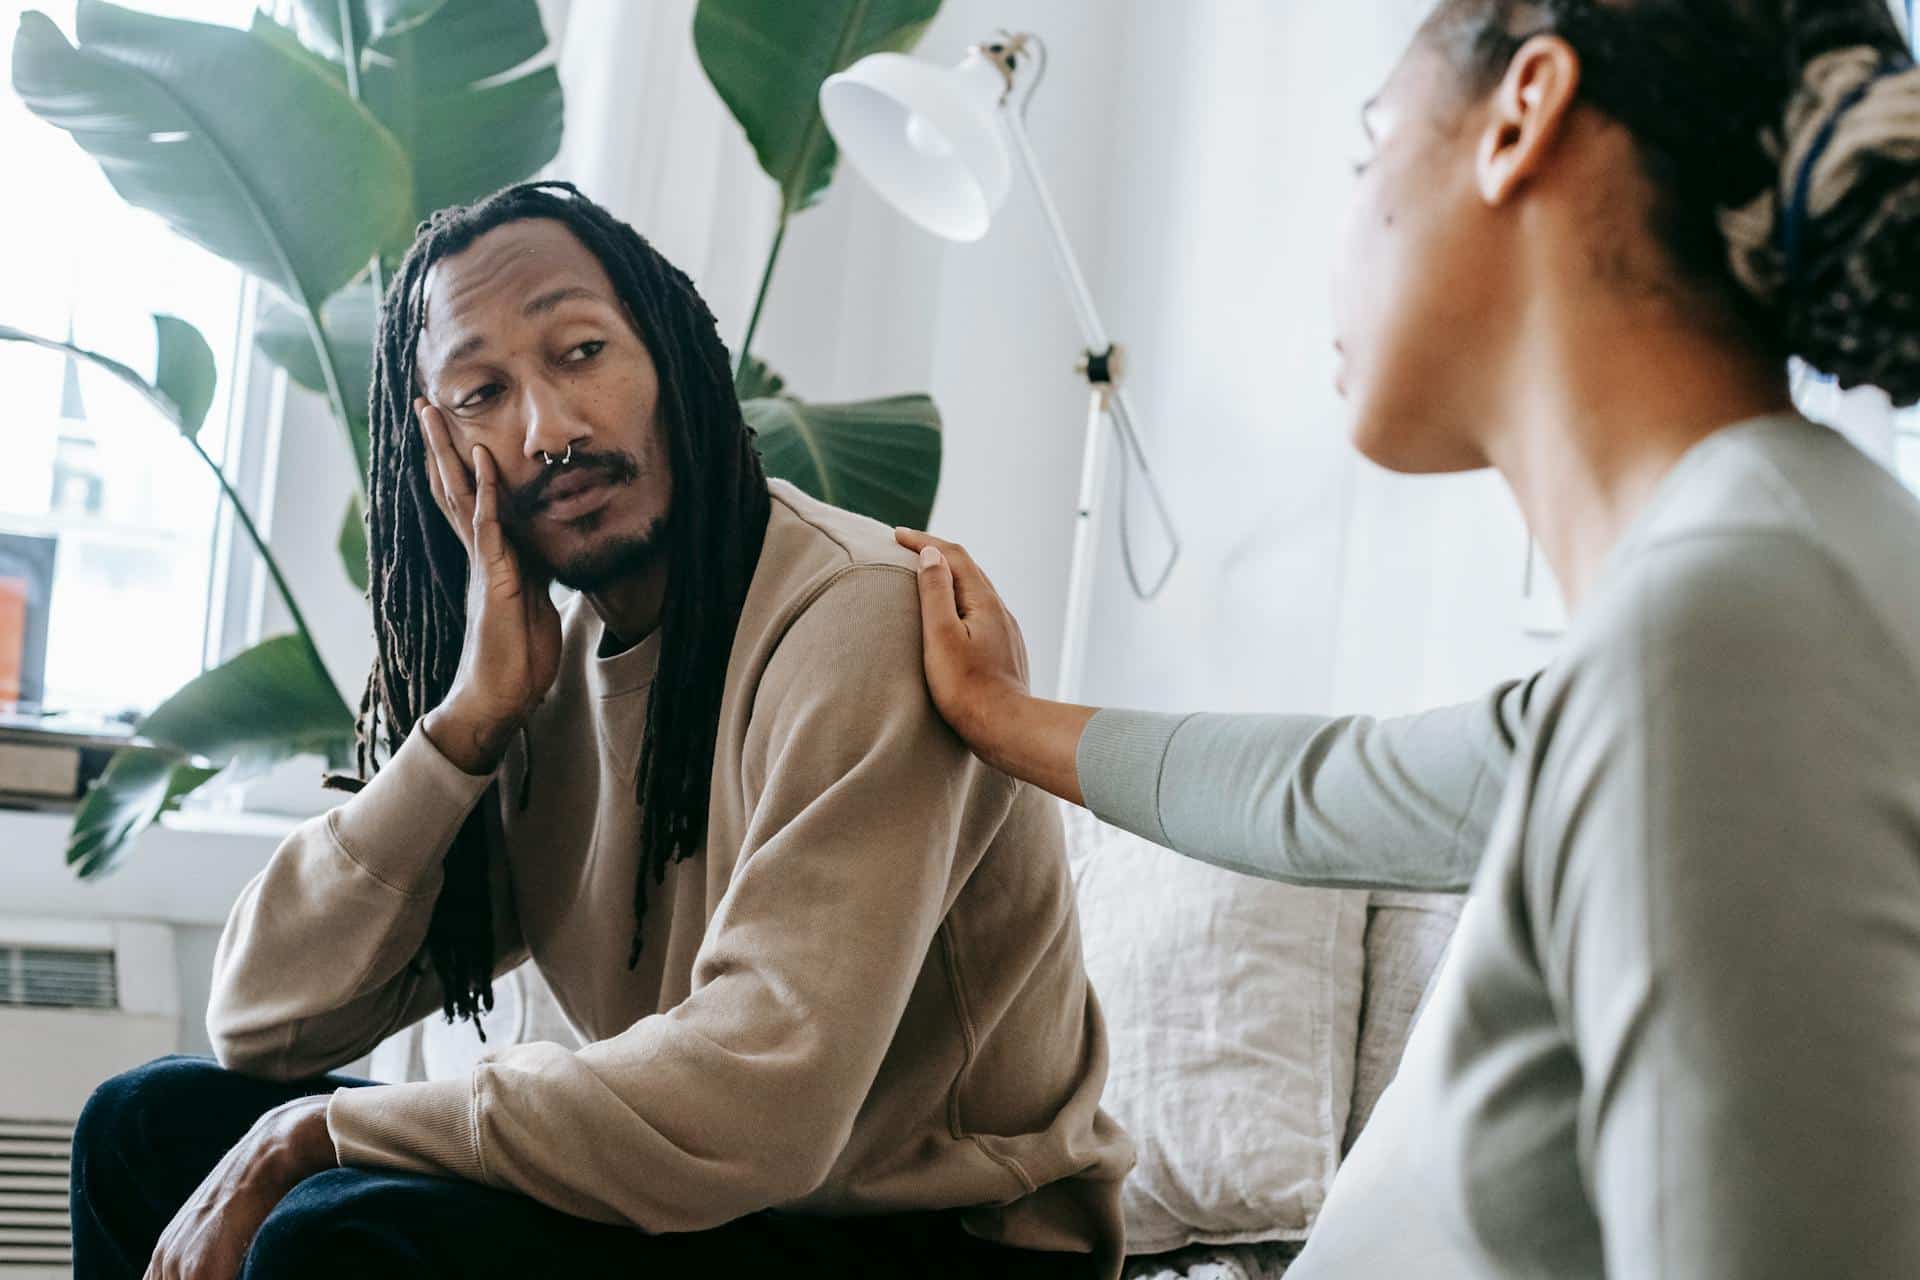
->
[1477,34,1583,205]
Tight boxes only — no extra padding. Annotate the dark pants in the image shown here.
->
[71,1053,1096,1279]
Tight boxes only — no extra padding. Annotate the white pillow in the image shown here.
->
[1064,803,1368,1254]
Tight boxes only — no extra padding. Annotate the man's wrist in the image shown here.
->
[422,701,517,776]
[250,1096,339,1186]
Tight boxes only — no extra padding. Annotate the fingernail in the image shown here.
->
[919,545,942,569]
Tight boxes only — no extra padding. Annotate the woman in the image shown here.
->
[896,1,1920,1276]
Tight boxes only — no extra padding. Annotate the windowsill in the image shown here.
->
[158,805,301,841]
[0,803,285,927]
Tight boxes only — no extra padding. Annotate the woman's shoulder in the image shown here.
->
[1564,416,1920,691]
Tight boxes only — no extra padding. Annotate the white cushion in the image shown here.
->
[1064,804,1369,1253]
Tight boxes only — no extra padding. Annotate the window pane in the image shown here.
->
[1,0,259,718]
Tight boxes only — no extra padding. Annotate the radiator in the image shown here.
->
[0,916,178,1278]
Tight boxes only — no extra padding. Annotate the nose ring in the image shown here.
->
[541,443,573,467]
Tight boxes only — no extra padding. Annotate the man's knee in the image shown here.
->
[74,1054,225,1170]
[242,1169,434,1278]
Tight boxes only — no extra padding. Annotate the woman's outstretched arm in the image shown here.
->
[896,529,1533,892]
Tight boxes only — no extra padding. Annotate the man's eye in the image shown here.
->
[457,384,501,410]
[565,340,606,363]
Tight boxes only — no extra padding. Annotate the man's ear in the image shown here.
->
[1477,34,1582,206]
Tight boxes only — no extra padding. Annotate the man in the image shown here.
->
[70,182,1130,1279]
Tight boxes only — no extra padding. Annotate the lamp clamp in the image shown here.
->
[973,30,1034,102]
[1076,343,1126,389]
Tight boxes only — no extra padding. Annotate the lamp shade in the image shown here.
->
[819,51,1011,242]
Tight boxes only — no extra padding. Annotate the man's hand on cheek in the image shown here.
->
[142,1094,338,1280]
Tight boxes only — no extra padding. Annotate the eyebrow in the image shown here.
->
[436,285,608,369]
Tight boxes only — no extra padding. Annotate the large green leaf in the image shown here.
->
[2,314,211,437]
[67,630,356,871]
[746,387,941,528]
[67,748,220,878]
[694,0,941,216]
[358,0,562,245]
[292,0,446,55]
[256,281,376,475]
[339,493,369,593]
[366,0,546,93]
[11,0,413,310]
[139,633,354,775]
[152,313,216,439]
[67,635,353,875]
[735,353,786,401]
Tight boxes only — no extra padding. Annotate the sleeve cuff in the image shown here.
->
[1075,708,1192,847]
[328,1077,486,1183]
[328,724,493,898]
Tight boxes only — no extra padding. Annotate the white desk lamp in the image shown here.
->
[820,32,1180,702]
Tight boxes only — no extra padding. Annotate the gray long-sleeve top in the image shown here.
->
[1075,414,1920,1278]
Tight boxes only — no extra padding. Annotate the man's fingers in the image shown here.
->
[414,402,451,518]
[419,401,475,519]
[470,445,515,584]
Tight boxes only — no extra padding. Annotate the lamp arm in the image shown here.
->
[1001,108,1181,600]
[1002,109,1111,354]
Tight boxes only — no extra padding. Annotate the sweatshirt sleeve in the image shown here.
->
[324,565,1016,1230]
[205,724,527,1080]
[1074,677,1535,892]
[1533,532,1920,1278]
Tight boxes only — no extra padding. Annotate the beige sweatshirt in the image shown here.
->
[205,480,1131,1270]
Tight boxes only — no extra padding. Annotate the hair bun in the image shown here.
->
[1722,42,1920,407]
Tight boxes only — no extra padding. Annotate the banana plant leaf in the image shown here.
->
[139,633,353,773]
[153,315,217,439]
[339,494,369,594]
[11,0,413,313]
[67,749,220,879]
[694,0,941,217]
[290,0,446,54]
[67,634,355,876]
[351,0,563,251]
[745,380,941,529]
[256,281,376,477]
[0,314,213,438]
[735,353,786,401]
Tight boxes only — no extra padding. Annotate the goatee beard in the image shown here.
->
[546,513,670,592]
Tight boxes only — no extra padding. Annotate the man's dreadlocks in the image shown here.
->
[347,181,770,1038]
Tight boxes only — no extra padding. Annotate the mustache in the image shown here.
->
[508,447,642,518]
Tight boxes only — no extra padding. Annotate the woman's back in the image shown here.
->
[1295,411,1920,1278]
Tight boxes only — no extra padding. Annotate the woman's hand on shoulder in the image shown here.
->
[893,529,1030,743]
[894,528,1091,804]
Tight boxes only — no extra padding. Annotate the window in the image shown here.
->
[0,0,260,720]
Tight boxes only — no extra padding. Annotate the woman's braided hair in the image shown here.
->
[345,181,770,1036]
[1425,0,1920,404]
